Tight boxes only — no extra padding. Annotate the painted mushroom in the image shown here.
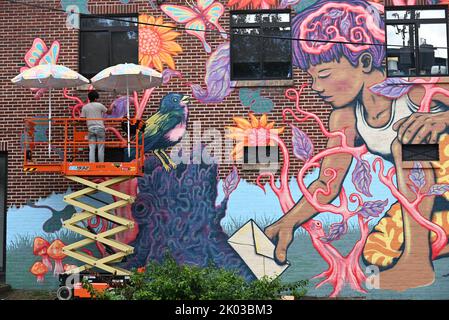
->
[33,237,52,271]
[47,239,66,276]
[30,261,48,283]
[63,264,78,272]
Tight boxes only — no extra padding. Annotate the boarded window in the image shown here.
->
[402,144,439,161]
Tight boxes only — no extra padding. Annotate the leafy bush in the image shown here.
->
[84,254,308,300]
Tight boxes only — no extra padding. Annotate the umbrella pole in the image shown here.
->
[126,77,131,158]
[48,88,52,156]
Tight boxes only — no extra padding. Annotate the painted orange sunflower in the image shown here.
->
[226,113,285,160]
[139,15,183,72]
[227,0,277,9]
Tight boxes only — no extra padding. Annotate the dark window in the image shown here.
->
[79,15,138,78]
[402,144,440,161]
[230,11,292,81]
[386,6,449,77]
[243,146,279,164]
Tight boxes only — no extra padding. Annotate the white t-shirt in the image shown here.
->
[355,95,445,159]
[81,102,107,129]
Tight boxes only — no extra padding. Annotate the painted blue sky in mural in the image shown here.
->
[7,151,396,246]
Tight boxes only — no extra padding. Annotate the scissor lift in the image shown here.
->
[23,118,144,293]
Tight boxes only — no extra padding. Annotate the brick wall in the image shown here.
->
[0,0,331,205]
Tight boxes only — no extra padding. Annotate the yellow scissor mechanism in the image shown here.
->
[22,118,145,279]
[62,176,135,276]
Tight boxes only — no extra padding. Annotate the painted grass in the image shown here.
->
[6,230,99,290]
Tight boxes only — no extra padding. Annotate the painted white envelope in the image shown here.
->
[227,219,289,279]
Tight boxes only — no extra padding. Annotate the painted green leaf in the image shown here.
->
[293,0,319,13]
[250,96,274,113]
[239,88,259,107]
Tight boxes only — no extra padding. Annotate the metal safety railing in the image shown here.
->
[23,117,145,176]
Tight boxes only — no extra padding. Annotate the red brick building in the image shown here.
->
[0,0,330,206]
[1,0,449,299]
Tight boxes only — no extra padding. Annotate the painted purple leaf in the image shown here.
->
[340,14,351,35]
[105,96,134,118]
[428,184,449,196]
[328,9,344,18]
[321,222,348,243]
[162,68,182,84]
[352,158,373,197]
[357,199,389,219]
[409,161,426,192]
[291,125,313,162]
[279,0,301,8]
[369,78,413,99]
[190,42,235,104]
[223,166,240,198]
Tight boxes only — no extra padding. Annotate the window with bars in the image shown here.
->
[79,15,138,78]
[385,6,449,77]
[230,10,292,81]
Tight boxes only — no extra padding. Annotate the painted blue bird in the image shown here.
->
[136,93,190,171]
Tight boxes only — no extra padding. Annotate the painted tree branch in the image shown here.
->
[372,158,448,259]
[256,86,373,297]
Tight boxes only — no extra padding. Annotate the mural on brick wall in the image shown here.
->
[6,0,449,299]
[21,38,60,99]
[189,41,235,104]
[256,0,449,296]
[161,0,227,54]
[239,89,275,113]
[138,15,183,72]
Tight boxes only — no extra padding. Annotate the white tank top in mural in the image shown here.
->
[355,95,445,158]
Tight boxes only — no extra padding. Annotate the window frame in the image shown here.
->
[385,5,449,78]
[230,9,293,81]
[78,14,139,79]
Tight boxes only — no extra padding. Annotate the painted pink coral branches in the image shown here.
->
[299,2,384,55]
[63,88,85,118]
[372,158,448,259]
[134,88,154,120]
[256,133,295,213]
[256,86,372,297]
[410,77,449,112]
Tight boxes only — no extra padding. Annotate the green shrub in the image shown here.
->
[84,253,308,300]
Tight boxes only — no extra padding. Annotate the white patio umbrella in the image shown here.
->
[11,64,90,155]
[90,63,163,157]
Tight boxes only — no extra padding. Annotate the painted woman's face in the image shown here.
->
[307,57,365,109]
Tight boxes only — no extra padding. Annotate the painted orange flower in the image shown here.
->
[227,0,277,9]
[139,15,183,72]
[226,113,284,160]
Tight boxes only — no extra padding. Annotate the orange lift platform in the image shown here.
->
[23,117,145,297]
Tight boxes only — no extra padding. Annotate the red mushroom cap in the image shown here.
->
[47,239,66,260]
[63,264,78,272]
[33,237,50,256]
[30,261,48,276]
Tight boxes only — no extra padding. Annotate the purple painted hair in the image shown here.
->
[293,0,385,71]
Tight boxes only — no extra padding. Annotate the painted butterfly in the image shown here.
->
[21,38,61,99]
[161,0,227,53]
